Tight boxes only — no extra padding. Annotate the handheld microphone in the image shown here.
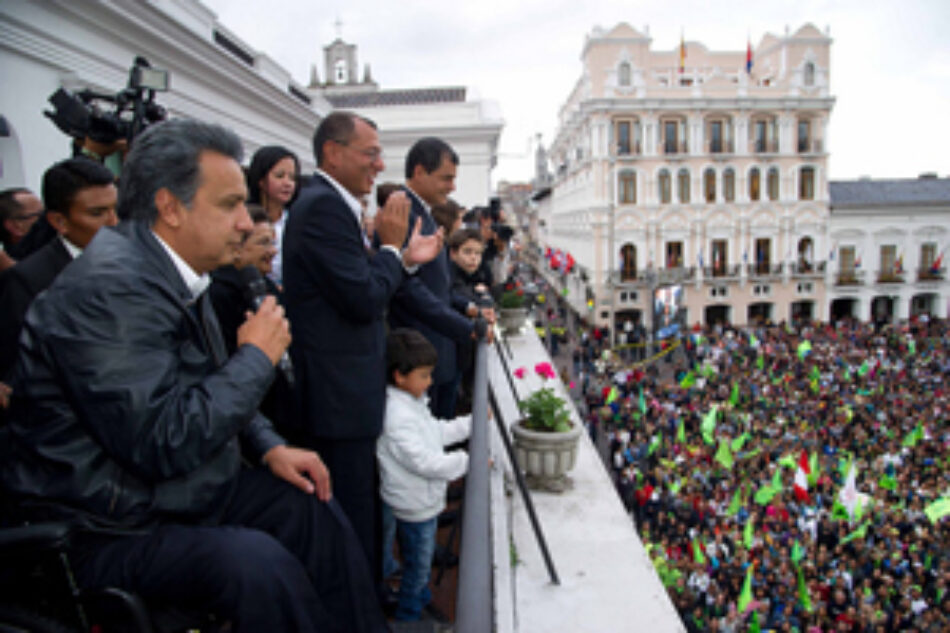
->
[239,266,294,387]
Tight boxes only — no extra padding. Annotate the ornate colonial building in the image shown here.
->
[541,23,835,330]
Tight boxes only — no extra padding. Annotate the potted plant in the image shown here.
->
[510,362,582,493]
[498,285,528,334]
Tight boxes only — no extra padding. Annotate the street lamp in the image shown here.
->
[644,266,658,358]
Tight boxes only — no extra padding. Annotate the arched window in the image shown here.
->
[797,237,814,272]
[749,167,761,201]
[767,167,779,201]
[704,168,716,203]
[619,170,636,204]
[620,243,637,280]
[334,59,348,83]
[800,167,815,200]
[677,168,690,204]
[618,62,632,87]
[723,168,736,202]
[804,62,815,87]
[658,169,671,204]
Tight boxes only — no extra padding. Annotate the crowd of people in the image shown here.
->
[569,316,948,632]
[0,114,514,630]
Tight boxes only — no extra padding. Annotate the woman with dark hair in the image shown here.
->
[246,145,299,285]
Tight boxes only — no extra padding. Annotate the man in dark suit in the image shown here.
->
[0,158,117,386]
[392,137,491,418]
[283,112,443,577]
[1,119,386,632]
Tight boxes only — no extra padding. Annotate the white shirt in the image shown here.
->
[59,235,83,260]
[151,231,210,299]
[269,208,288,284]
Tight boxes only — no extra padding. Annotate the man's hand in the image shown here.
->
[237,295,290,366]
[263,445,332,501]
[481,307,496,324]
[403,218,444,267]
[375,191,410,248]
[0,382,11,409]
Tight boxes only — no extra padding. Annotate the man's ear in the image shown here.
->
[411,164,427,181]
[46,210,68,236]
[154,188,183,228]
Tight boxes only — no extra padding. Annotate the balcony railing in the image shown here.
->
[797,138,824,154]
[660,140,689,155]
[752,139,779,153]
[703,264,741,279]
[615,141,642,157]
[746,263,783,278]
[707,139,735,155]
[917,267,945,281]
[876,270,905,284]
[790,261,826,277]
[835,270,866,286]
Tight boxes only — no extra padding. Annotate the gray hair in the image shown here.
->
[117,119,244,222]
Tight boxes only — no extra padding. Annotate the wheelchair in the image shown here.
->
[0,520,224,633]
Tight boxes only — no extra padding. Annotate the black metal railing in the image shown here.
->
[455,342,491,632]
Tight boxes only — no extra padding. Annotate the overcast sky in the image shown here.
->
[202,0,950,186]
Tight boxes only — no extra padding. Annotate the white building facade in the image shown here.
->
[543,23,835,331]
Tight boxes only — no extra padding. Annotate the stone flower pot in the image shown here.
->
[510,420,582,493]
[498,307,528,335]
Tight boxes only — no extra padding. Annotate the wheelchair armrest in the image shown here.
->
[0,521,73,553]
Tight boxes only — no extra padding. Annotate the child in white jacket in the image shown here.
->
[377,328,471,621]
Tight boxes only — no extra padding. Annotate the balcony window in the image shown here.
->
[755,238,771,274]
[618,170,636,204]
[723,168,735,202]
[658,169,671,203]
[677,168,690,203]
[662,118,687,154]
[767,167,779,201]
[704,168,716,203]
[752,117,777,152]
[804,62,815,87]
[797,237,814,272]
[709,120,723,153]
[666,241,684,268]
[798,119,810,153]
[799,167,815,200]
[749,167,761,201]
[614,119,640,156]
[618,61,632,87]
[620,243,637,280]
[880,245,897,277]
[712,240,728,276]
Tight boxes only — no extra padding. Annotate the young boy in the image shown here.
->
[377,328,472,621]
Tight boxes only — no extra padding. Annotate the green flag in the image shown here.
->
[755,484,776,505]
[794,562,813,613]
[639,387,647,415]
[729,382,740,407]
[902,423,923,448]
[701,405,718,445]
[857,360,869,377]
[748,611,760,633]
[791,540,804,564]
[807,452,820,486]
[756,354,764,371]
[831,500,850,521]
[797,340,812,360]
[743,515,755,550]
[737,564,754,613]
[726,488,742,516]
[731,432,750,452]
[924,498,950,524]
[648,432,662,456]
[677,418,686,444]
[715,441,734,469]
[908,339,916,355]
[605,386,619,405]
[749,332,759,347]
[878,473,897,491]
[809,365,820,382]
[692,539,706,564]
[679,371,696,389]
[839,520,871,545]
[771,468,783,492]
[669,478,683,496]
[778,454,797,470]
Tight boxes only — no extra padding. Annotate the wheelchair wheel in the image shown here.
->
[0,603,78,633]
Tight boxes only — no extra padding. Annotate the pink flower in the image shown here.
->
[569,381,576,390]
[534,362,557,380]
[513,367,526,379]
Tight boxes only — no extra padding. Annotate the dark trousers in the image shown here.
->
[306,436,381,585]
[428,377,459,419]
[73,467,386,633]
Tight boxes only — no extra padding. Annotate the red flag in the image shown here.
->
[793,450,810,502]
[931,254,943,274]
[746,41,753,74]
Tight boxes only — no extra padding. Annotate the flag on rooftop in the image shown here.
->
[745,39,753,74]
[679,31,686,73]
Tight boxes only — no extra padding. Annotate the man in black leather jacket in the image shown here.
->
[0,120,386,633]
